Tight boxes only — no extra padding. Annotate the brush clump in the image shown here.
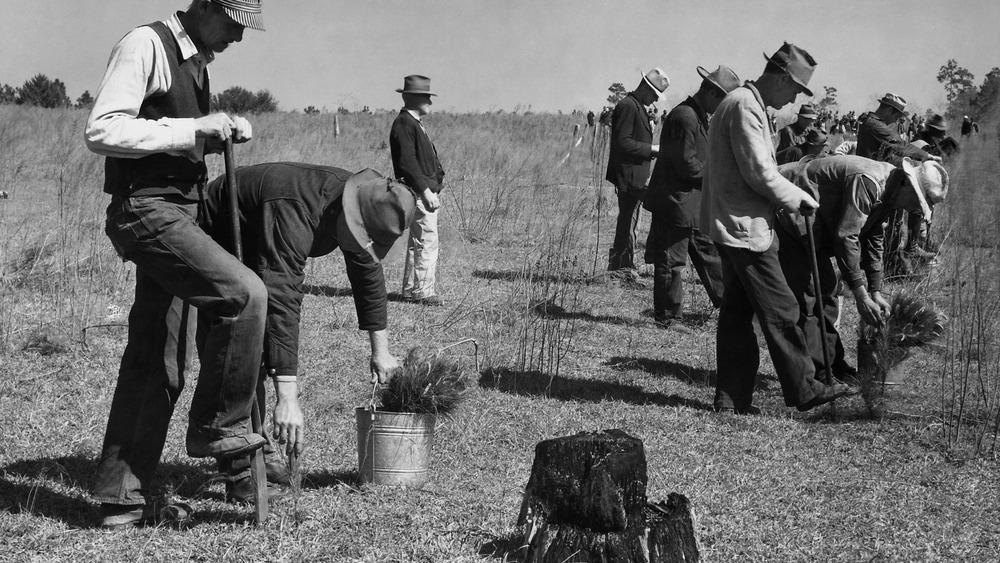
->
[378,346,471,415]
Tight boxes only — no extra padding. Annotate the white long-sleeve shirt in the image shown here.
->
[84,13,211,162]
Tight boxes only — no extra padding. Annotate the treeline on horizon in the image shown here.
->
[2,58,998,120]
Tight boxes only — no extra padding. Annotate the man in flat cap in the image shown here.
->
[606,68,670,274]
[391,75,447,306]
[643,65,739,328]
[85,0,266,528]
[702,42,857,415]
[201,164,412,502]
[776,103,819,154]
[776,155,948,379]
[776,128,828,165]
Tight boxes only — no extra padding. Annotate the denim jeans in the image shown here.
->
[402,197,439,299]
[714,240,826,409]
[609,189,643,270]
[92,195,267,505]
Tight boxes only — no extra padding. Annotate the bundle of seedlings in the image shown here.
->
[377,346,472,415]
[857,292,946,416]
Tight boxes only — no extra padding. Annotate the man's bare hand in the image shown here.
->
[421,189,441,212]
[272,382,305,456]
[798,191,820,216]
[371,350,400,384]
[855,293,885,327]
[194,113,236,140]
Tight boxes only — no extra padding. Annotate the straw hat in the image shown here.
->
[639,68,671,98]
[878,93,907,113]
[900,158,949,217]
[212,0,264,31]
[338,169,416,262]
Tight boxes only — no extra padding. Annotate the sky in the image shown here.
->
[2,0,998,117]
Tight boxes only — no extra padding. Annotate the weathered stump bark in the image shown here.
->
[517,430,699,562]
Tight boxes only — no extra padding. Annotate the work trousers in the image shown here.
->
[714,240,826,410]
[402,197,439,299]
[609,188,642,271]
[92,195,267,505]
[776,226,846,380]
[645,212,723,318]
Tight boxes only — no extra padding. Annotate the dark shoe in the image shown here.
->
[186,427,266,460]
[99,503,155,529]
[265,459,291,486]
[409,295,443,307]
[225,476,289,505]
[831,360,859,381]
[796,383,856,412]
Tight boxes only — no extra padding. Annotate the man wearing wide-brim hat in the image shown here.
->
[777,127,828,165]
[200,163,413,502]
[857,92,938,165]
[776,155,948,379]
[85,0,266,528]
[915,114,959,158]
[390,75,447,306]
[776,103,819,154]
[606,67,670,273]
[702,42,858,415]
[643,65,740,329]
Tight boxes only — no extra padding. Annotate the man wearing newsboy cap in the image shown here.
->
[606,68,670,273]
[702,43,859,415]
[85,0,265,528]
[643,65,739,328]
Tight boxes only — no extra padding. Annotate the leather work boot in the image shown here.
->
[186,427,266,460]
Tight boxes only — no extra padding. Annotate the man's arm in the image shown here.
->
[663,110,703,184]
[611,100,655,159]
[833,175,885,326]
[865,119,932,164]
[391,119,441,194]
[343,247,398,383]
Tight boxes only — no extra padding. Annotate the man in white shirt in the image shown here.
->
[84,0,271,529]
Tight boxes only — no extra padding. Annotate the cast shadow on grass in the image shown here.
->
[472,268,602,285]
[0,454,251,529]
[606,356,717,387]
[302,283,412,303]
[532,302,645,328]
[479,367,712,411]
[302,468,358,490]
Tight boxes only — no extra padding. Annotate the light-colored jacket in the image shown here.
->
[701,83,810,251]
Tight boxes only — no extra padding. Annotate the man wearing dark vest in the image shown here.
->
[391,75,446,306]
[643,65,739,328]
[606,68,670,273]
[85,0,266,528]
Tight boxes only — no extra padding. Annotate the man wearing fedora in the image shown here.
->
[643,65,739,327]
[391,75,447,306]
[85,0,267,528]
[606,68,670,273]
[702,42,858,415]
[776,103,819,154]
[857,93,937,165]
[200,163,412,502]
[776,155,948,379]
[914,114,959,158]
[777,128,829,165]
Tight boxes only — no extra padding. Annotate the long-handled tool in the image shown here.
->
[224,138,269,524]
[804,213,836,413]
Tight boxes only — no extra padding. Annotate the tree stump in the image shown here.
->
[517,430,699,562]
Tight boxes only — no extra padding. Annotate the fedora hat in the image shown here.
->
[639,68,671,98]
[212,0,264,31]
[797,103,819,119]
[763,42,816,97]
[396,75,437,97]
[803,128,827,146]
[878,92,907,113]
[338,168,416,262]
[926,114,948,131]
[900,158,949,218]
[697,65,741,94]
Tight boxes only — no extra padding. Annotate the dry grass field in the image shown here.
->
[0,104,998,562]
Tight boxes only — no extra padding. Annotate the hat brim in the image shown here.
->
[396,89,437,97]
[762,52,813,97]
[900,158,933,218]
[221,7,265,31]
[798,112,819,119]
[696,66,728,94]
[341,169,392,262]
[640,72,667,99]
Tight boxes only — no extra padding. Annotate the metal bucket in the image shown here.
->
[356,407,436,486]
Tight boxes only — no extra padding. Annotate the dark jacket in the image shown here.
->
[856,113,930,165]
[390,110,445,194]
[605,92,654,192]
[643,96,707,227]
[775,122,808,154]
[202,162,387,376]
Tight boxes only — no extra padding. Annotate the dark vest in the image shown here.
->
[104,20,210,199]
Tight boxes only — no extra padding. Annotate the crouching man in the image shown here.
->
[776,155,948,379]
[201,163,414,501]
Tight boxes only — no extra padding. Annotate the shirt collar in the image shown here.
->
[167,11,215,65]
[404,108,422,122]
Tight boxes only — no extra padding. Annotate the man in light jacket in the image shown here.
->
[702,42,858,415]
